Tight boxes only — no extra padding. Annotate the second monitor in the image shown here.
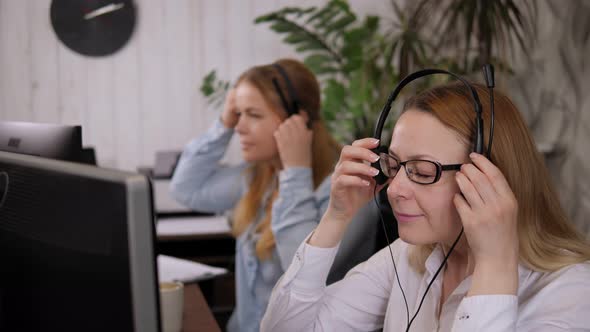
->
[0,151,161,332]
[0,121,84,163]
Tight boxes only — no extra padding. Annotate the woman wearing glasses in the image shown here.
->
[261,82,590,331]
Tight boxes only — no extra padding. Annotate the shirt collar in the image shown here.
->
[424,244,533,285]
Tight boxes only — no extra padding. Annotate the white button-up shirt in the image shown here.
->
[261,234,590,331]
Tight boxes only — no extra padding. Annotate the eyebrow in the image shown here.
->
[388,149,438,161]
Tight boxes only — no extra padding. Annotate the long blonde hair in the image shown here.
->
[404,82,590,273]
[231,59,341,260]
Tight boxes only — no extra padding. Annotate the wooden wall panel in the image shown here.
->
[30,0,59,123]
[0,0,31,121]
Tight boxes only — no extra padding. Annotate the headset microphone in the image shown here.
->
[482,64,495,159]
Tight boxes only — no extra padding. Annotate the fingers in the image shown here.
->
[340,139,380,164]
[328,138,384,200]
[455,171,484,209]
[469,153,513,196]
[297,109,312,128]
[283,114,308,130]
[455,153,519,229]
[225,88,235,100]
[336,160,380,179]
[275,115,309,137]
[352,137,380,148]
[332,173,373,189]
[274,115,312,142]
[458,163,497,205]
[225,89,237,109]
[453,193,473,222]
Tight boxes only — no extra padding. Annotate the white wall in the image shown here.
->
[0,0,389,171]
[1,0,589,233]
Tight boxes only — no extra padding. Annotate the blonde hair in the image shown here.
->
[404,82,590,273]
[231,59,341,260]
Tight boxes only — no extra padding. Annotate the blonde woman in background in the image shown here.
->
[170,59,378,332]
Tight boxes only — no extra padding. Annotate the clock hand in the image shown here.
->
[84,3,125,20]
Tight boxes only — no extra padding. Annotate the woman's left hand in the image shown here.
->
[274,112,313,168]
[454,153,519,295]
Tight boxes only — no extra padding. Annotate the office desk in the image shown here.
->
[184,283,221,332]
[157,216,231,242]
[156,216,234,266]
[157,217,236,329]
[152,179,235,328]
[153,179,194,215]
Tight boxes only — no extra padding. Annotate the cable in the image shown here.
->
[372,185,464,332]
[487,88,495,159]
[373,185,409,328]
[406,228,464,331]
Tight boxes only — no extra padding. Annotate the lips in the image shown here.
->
[393,211,423,223]
[240,141,254,149]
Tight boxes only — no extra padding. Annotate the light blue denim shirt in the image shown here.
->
[170,119,379,332]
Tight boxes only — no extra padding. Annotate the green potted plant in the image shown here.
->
[201,0,537,143]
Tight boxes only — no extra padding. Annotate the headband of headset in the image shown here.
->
[272,63,300,116]
[371,66,495,185]
[373,69,485,152]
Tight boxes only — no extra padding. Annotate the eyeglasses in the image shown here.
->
[379,153,463,185]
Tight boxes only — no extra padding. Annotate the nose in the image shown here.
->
[235,115,247,135]
[387,164,413,200]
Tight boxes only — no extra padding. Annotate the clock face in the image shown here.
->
[50,0,136,57]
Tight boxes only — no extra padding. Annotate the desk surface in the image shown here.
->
[184,283,221,332]
[153,179,194,214]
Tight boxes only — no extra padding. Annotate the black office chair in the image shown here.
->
[80,147,97,166]
[374,185,398,252]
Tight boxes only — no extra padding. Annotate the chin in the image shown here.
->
[397,226,437,246]
[241,152,273,163]
[241,154,255,162]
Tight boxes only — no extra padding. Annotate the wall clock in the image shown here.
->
[50,0,136,57]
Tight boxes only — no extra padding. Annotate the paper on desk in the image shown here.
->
[156,215,231,236]
[158,255,228,283]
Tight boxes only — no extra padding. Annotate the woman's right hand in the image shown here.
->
[310,138,384,248]
[220,89,239,128]
[326,138,384,224]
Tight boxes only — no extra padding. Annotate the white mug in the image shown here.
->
[159,281,184,332]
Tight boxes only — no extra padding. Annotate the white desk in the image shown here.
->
[157,215,231,240]
[152,179,194,214]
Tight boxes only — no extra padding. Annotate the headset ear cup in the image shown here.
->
[371,145,389,185]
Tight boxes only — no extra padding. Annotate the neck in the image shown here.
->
[441,231,474,278]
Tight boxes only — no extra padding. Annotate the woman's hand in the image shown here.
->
[309,138,384,248]
[220,89,239,128]
[274,113,313,168]
[327,138,384,223]
[454,152,519,295]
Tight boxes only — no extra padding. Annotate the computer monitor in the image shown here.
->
[0,121,83,163]
[0,151,161,332]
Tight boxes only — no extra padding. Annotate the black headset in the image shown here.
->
[272,63,300,117]
[371,65,496,185]
[370,65,496,332]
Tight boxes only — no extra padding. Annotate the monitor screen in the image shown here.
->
[0,121,83,163]
[0,151,161,332]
